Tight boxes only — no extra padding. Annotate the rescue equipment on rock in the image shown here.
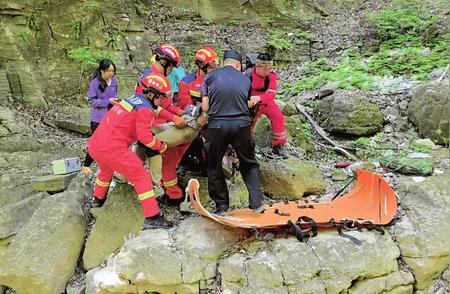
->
[186,169,398,243]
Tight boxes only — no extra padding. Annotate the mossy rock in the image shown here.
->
[260,159,325,199]
[314,92,383,136]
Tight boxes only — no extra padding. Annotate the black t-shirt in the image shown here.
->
[201,66,251,122]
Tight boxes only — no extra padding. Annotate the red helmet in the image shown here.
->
[195,47,218,67]
[141,72,171,96]
[153,44,181,66]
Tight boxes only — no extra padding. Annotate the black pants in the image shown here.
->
[83,122,100,167]
[205,120,262,209]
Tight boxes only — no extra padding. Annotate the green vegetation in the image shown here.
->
[283,0,448,94]
[134,2,150,17]
[434,128,449,146]
[284,50,374,93]
[14,31,32,42]
[24,8,40,34]
[352,132,385,159]
[367,0,448,79]
[267,32,293,51]
[70,18,84,40]
[68,47,114,67]
[102,25,124,50]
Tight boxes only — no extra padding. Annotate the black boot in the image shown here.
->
[157,194,184,207]
[143,214,174,229]
[272,144,289,159]
[213,205,229,216]
[91,197,106,208]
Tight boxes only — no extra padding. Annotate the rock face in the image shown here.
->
[0,177,88,294]
[314,91,383,136]
[260,158,325,199]
[0,192,48,240]
[83,183,144,270]
[219,231,404,293]
[85,217,247,293]
[408,79,449,144]
[394,172,449,290]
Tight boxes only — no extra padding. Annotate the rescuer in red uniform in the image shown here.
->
[175,47,219,175]
[88,72,174,230]
[245,53,288,158]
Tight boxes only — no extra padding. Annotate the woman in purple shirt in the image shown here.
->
[81,59,118,174]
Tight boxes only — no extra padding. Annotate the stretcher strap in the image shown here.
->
[286,216,318,242]
[329,218,363,245]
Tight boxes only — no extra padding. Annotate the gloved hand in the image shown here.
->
[172,115,186,128]
[81,166,92,174]
[250,95,261,106]
[159,141,168,154]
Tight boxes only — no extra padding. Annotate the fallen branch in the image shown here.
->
[295,103,356,160]
[437,64,449,82]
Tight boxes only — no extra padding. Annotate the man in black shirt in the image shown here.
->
[201,50,263,215]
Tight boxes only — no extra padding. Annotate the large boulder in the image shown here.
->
[313,91,383,136]
[394,172,449,290]
[85,217,247,293]
[0,173,34,208]
[0,176,88,294]
[0,106,28,136]
[83,183,143,270]
[0,192,48,240]
[260,158,325,199]
[408,79,449,144]
[54,106,91,135]
[220,231,404,293]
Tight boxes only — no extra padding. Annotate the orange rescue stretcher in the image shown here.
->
[187,169,398,243]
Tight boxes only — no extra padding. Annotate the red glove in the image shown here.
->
[172,115,186,128]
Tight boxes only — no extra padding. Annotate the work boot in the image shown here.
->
[251,205,265,214]
[272,144,289,159]
[153,185,165,198]
[143,214,173,229]
[213,205,229,216]
[157,194,184,207]
[91,197,106,208]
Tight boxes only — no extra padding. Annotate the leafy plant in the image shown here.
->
[14,30,32,42]
[24,8,40,33]
[134,2,150,17]
[302,123,313,143]
[68,47,113,67]
[71,18,84,40]
[434,128,449,146]
[352,133,385,159]
[102,25,124,50]
[81,0,100,9]
[267,32,293,51]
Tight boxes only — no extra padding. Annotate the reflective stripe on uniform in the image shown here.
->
[189,90,201,97]
[96,178,111,187]
[164,178,177,187]
[138,190,155,201]
[155,106,162,116]
[120,100,134,112]
[145,138,156,148]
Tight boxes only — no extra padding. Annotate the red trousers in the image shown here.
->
[161,142,190,199]
[89,147,160,218]
[252,100,287,146]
